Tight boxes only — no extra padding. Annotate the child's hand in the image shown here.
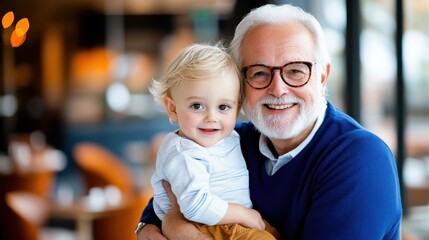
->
[219,203,266,230]
[240,208,266,230]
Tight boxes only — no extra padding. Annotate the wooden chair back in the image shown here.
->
[73,142,135,197]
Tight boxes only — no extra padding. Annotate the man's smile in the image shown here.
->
[265,103,295,110]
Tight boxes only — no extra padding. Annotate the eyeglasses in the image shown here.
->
[242,61,316,89]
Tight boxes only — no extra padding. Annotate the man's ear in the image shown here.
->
[320,63,331,95]
[163,97,178,122]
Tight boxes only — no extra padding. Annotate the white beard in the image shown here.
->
[243,95,324,140]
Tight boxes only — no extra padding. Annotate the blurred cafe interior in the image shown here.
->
[1,0,429,239]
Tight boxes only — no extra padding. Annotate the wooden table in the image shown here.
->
[49,196,133,240]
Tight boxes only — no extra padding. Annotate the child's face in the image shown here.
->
[164,72,241,147]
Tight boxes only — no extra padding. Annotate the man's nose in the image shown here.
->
[267,70,289,97]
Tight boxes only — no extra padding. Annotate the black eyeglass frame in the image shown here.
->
[242,61,316,89]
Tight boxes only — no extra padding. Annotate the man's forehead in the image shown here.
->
[241,24,315,65]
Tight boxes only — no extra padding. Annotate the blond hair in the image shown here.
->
[150,42,241,103]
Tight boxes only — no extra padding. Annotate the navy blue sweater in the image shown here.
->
[141,102,402,239]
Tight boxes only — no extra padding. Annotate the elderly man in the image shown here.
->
[136,4,402,240]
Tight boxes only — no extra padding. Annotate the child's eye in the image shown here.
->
[190,103,205,110]
[218,104,231,111]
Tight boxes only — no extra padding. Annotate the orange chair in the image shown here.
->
[4,191,76,240]
[0,171,55,197]
[0,170,57,239]
[73,142,135,196]
[3,191,42,240]
[72,142,150,240]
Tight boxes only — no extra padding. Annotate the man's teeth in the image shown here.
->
[267,104,293,109]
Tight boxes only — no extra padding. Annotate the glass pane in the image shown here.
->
[312,0,347,110]
[403,0,429,210]
[360,0,397,150]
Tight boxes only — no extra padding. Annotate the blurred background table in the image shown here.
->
[49,193,138,240]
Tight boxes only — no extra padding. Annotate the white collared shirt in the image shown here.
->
[259,103,327,175]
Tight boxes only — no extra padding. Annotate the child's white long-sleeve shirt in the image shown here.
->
[151,130,252,225]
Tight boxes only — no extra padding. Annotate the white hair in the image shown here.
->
[229,4,331,71]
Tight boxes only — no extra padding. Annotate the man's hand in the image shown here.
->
[137,224,167,240]
[162,180,181,223]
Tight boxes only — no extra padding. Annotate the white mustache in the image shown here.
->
[258,96,303,106]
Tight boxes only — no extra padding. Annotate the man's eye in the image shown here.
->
[218,104,231,111]
[190,103,204,110]
[254,71,269,77]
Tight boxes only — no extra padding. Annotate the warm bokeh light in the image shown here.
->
[15,18,29,36]
[2,11,14,29]
[71,48,117,91]
[10,29,26,47]
[2,11,30,47]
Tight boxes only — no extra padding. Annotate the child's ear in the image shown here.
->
[236,102,242,117]
[163,97,178,122]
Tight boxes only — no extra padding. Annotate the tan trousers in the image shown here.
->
[194,220,280,240]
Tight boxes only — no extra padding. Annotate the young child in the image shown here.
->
[149,43,279,239]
